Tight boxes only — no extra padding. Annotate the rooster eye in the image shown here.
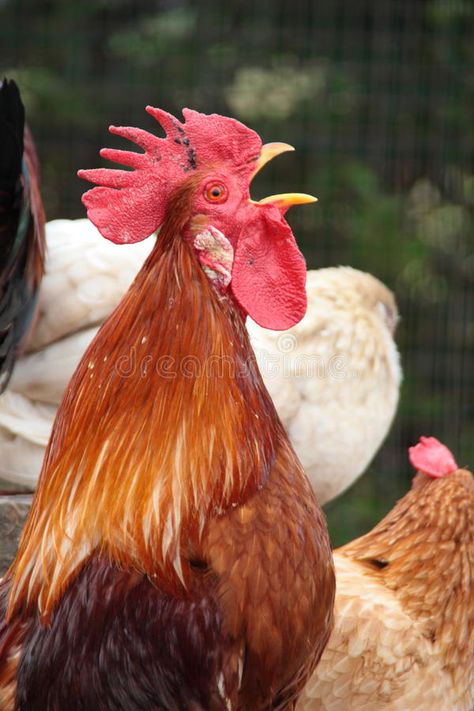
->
[204,182,228,203]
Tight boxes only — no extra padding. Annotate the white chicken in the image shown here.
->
[0,222,401,504]
[248,267,401,503]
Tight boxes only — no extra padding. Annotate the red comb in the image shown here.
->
[78,107,262,244]
[408,436,458,478]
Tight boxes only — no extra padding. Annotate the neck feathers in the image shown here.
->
[8,222,282,620]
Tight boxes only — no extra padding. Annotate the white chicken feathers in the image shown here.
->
[248,267,401,503]
[0,221,401,501]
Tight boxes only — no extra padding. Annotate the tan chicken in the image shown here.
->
[298,436,474,710]
[248,267,401,503]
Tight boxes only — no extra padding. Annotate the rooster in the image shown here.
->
[0,106,335,709]
[298,436,474,710]
[0,79,45,394]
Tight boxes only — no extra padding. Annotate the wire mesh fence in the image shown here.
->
[1,0,473,544]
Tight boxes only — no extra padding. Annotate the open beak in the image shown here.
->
[252,142,295,176]
[252,142,318,212]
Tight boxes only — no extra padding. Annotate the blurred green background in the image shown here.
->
[1,0,473,545]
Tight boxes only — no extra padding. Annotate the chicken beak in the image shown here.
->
[257,193,318,211]
[251,143,318,212]
[252,142,295,177]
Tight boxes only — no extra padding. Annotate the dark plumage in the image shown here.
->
[13,559,231,711]
[0,79,45,392]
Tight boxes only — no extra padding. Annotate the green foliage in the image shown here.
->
[3,67,96,129]
[226,60,327,121]
[325,474,394,549]
[108,8,197,67]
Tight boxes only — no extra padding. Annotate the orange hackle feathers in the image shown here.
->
[7,180,282,621]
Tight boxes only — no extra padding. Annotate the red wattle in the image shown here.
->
[231,206,307,331]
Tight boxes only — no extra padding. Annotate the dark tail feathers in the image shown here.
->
[0,79,45,393]
[0,79,25,199]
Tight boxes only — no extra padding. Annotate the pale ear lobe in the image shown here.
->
[231,209,307,331]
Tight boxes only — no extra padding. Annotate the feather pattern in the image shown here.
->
[298,464,474,710]
[6,181,302,615]
[0,255,400,502]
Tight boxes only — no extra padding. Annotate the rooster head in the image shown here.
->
[78,107,316,330]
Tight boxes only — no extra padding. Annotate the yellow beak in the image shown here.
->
[252,142,295,176]
[257,193,318,208]
[252,142,318,209]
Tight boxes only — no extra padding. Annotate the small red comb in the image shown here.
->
[78,107,262,244]
[408,436,458,478]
